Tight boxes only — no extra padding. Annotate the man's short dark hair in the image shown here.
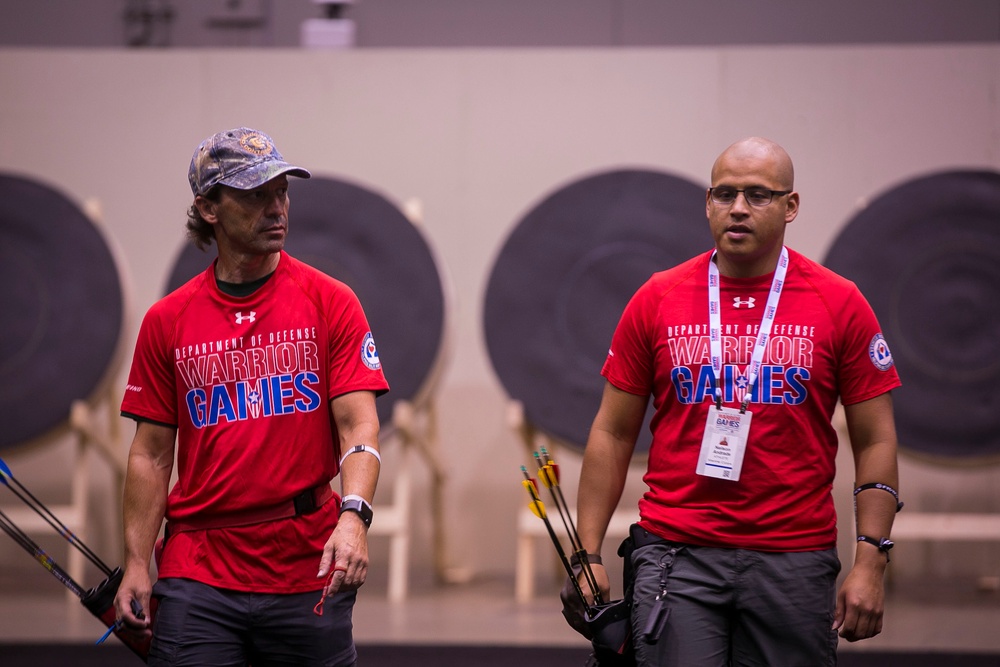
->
[185,186,221,250]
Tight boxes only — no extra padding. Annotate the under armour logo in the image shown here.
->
[235,311,256,324]
[733,297,756,309]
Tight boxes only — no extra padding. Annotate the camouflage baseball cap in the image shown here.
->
[188,127,311,195]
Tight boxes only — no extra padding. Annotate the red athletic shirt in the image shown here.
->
[121,251,389,592]
[603,248,900,552]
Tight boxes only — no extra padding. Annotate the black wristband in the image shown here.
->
[857,535,894,562]
[569,552,602,568]
[854,482,904,513]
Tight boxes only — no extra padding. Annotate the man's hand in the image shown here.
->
[833,558,886,641]
[113,565,153,640]
[317,511,370,596]
[560,562,611,638]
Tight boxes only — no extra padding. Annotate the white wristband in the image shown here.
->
[339,444,381,468]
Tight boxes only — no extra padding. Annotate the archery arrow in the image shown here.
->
[0,507,85,597]
[0,455,112,576]
[0,465,152,662]
[520,466,590,612]
[535,448,604,606]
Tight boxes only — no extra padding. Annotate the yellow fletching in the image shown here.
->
[521,480,546,518]
[528,499,546,519]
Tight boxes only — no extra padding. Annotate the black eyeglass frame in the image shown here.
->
[708,186,792,207]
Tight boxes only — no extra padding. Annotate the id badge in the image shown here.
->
[696,406,752,482]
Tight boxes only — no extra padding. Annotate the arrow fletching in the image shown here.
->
[528,499,546,519]
[521,480,547,518]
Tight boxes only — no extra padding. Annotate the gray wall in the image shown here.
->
[2,0,999,48]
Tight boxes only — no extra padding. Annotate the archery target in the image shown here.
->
[0,174,125,451]
[483,169,713,452]
[824,170,1000,463]
[164,176,447,427]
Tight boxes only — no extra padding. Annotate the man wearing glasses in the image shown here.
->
[566,137,901,666]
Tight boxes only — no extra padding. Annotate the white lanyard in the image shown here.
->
[707,246,788,413]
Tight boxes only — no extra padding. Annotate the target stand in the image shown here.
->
[2,388,128,624]
[165,180,457,601]
[825,170,1000,587]
[482,168,714,601]
[369,205,462,600]
[0,179,130,622]
[375,198,468,598]
[833,408,1000,590]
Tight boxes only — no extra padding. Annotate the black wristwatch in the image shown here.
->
[856,535,894,561]
[339,494,373,528]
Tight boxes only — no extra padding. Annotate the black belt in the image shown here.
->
[167,483,334,534]
[629,524,672,550]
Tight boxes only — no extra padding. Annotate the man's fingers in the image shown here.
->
[118,598,152,637]
[831,596,844,630]
[559,576,594,639]
[316,549,334,578]
[320,564,343,591]
[325,562,369,595]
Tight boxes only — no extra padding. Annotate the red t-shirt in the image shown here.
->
[121,251,389,592]
[603,248,900,552]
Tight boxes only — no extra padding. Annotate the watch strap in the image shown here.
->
[339,494,373,528]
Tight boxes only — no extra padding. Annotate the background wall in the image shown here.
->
[2,0,999,49]
[2,45,999,597]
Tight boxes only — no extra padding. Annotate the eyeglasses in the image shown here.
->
[709,186,791,207]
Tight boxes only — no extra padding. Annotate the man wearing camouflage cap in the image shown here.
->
[115,127,389,666]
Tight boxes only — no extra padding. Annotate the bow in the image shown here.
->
[0,456,151,661]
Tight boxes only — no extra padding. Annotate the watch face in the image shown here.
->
[340,499,373,527]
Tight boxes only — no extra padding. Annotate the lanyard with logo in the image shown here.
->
[696,246,788,481]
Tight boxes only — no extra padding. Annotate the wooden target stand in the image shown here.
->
[1,196,130,623]
[361,197,466,601]
[376,396,458,602]
[832,407,1000,590]
[3,390,127,622]
[821,171,1000,591]
[890,508,1000,592]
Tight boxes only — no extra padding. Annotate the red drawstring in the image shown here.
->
[312,566,347,615]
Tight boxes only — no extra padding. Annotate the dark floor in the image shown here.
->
[2,644,1000,667]
[1,548,998,664]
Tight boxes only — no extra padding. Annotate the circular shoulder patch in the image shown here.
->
[361,332,381,370]
[868,333,894,371]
